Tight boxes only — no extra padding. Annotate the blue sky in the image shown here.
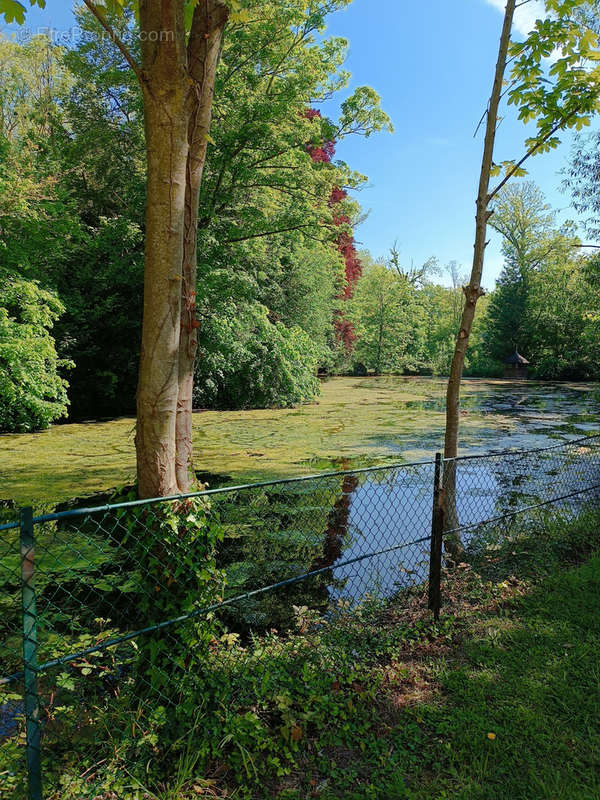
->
[319,0,590,287]
[3,0,591,288]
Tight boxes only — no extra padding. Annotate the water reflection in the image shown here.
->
[322,439,600,605]
[312,472,358,571]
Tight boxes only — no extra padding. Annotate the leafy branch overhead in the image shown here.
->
[492,0,600,194]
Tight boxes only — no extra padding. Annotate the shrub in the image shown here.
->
[194,302,321,409]
[0,278,71,432]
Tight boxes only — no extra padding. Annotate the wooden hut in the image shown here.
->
[504,348,530,380]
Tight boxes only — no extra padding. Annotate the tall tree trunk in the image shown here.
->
[136,2,190,498]
[442,0,516,554]
[376,292,384,375]
[134,1,228,498]
[176,1,229,492]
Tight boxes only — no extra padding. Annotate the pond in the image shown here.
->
[369,380,600,456]
[0,383,599,747]
[207,426,600,623]
[328,435,600,602]
[1,377,599,509]
[1,378,599,628]
[1,379,599,621]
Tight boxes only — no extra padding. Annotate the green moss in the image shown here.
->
[1,377,598,509]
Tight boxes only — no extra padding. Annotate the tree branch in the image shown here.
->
[489,103,588,202]
[82,0,142,82]
[225,222,328,243]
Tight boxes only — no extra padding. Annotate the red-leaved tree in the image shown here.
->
[307,110,362,351]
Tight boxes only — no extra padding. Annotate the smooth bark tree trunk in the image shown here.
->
[176,1,229,492]
[136,1,190,498]
[442,0,516,555]
[135,0,228,498]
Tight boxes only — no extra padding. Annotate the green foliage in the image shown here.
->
[6,499,598,799]
[347,258,426,375]
[0,278,71,432]
[195,302,321,409]
[477,181,600,380]
[0,0,46,26]
[189,0,390,406]
[420,282,463,376]
[0,4,391,420]
[114,495,225,714]
[53,217,144,418]
[506,0,600,173]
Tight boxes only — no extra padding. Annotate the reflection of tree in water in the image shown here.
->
[312,471,359,572]
[215,472,358,634]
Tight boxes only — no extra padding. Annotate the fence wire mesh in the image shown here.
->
[1,434,599,799]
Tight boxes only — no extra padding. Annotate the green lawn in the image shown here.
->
[273,554,600,799]
[411,556,600,800]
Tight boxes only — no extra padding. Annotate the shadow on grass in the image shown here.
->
[297,555,600,800]
[404,555,600,800]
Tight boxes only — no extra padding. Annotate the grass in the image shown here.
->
[1,376,597,508]
[270,552,600,799]
[415,558,600,800]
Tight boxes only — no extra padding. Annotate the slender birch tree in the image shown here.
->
[443,0,600,548]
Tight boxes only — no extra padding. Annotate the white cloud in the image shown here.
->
[484,0,546,38]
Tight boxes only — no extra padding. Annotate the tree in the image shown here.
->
[442,0,600,547]
[2,0,233,497]
[387,242,440,289]
[193,302,321,409]
[191,8,390,374]
[0,33,72,142]
[0,278,71,432]
[2,0,392,497]
[2,1,389,426]
[527,249,600,378]
[476,180,600,380]
[444,0,516,530]
[348,258,425,375]
[421,280,471,377]
[474,182,600,381]
[484,182,558,363]
[0,14,148,420]
[305,122,373,353]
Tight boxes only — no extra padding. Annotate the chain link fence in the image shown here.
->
[1,434,599,799]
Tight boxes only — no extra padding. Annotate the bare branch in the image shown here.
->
[81,0,142,82]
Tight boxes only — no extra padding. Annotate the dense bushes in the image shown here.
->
[0,279,71,432]
[194,303,321,409]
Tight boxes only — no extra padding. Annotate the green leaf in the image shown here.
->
[0,0,27,24]
[185,0,201,32]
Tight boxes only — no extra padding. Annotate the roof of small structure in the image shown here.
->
[504,348,530,366]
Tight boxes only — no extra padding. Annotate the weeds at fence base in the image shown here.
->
[2,562,598,798]
[0,553,573,799]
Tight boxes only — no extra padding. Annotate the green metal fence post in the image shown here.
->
[428,453,444,621]
[20,507,43,800]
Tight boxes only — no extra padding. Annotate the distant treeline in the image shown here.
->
[349,180,600,384]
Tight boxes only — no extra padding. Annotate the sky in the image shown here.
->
[319,0,591,287]
[2,0,594,289]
